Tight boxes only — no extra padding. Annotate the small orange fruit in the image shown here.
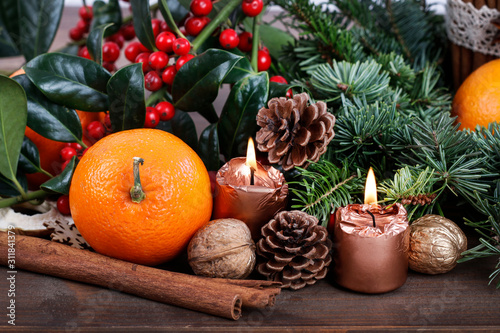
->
[69,128,213,265]
[452,59,500,131]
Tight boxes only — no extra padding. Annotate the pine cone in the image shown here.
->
[256,210,332,290]
[255,93,335,171]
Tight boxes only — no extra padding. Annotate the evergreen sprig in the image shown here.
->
[459,185,500,288]
[290,159,364,226]
[379,166,439,221]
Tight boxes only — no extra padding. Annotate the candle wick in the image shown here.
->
[367,210,376,228]
[250,167,255,186]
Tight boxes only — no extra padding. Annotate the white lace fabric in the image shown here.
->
[446,0,500,56]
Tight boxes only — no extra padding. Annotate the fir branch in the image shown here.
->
[379,166,439,221]
[290,159,364,227]
[459,185,500,288]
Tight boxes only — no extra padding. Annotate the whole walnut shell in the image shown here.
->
[187,218,256,279]
[409,214,467,274]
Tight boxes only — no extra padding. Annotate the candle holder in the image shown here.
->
[333,203,410,294]
[212,157,288,240]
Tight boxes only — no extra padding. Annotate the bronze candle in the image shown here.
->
[212,139,288,240]
[333,168,410,294]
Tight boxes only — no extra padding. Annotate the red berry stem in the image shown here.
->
[251,14,261,73]
[159,0,188,41]
[190,0,242,52]
[130,157,146,204]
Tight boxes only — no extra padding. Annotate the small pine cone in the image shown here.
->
[255,92,335,171]
[256,210,332,290]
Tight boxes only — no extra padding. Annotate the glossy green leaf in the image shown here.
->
[40,156,76,195]
[19,0,64,61]
[91,0,122,37]
[130,0,157,51]
[0,75,27,183]
[0,172,27,196]
[159,0,189,23]
[223,56,254,84]
[172,49,242,116]
[18,137,41,174]
[24,53,111,111]
[218,72,268,159]
[0,0,20,56]
[107,63,146,132]
[157,110,198,151]
[88,23,114,65]
[12,74,83,143]
[197,124,220,171]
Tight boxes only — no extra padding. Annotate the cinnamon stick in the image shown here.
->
[0,232,281,320]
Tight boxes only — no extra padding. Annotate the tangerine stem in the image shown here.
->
[130,157,146,203]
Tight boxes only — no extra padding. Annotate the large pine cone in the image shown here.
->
[256,210,332,290]
[256,93,335,171]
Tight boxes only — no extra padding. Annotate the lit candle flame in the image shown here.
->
[246,137,257,171]
[364,167,377,205]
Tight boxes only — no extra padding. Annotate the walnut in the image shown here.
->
[188,219,256,279]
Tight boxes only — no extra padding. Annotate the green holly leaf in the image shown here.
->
[19,0,64,61]
[157,110,198,151]
[218,72,269,159]
[107,63,146,132]
[0,75,27,186]
[130,0,157,51]
[223,52,254,84]
[158,0,189,23]
[24,53,111,111]
[40,156,76,195]
[12,74,83,143]
[91,0,122,37]
[18,137,41,174]
[87,23,114,65]
[197,123,220,171]
[0,172,27,197]
[172,49,242,121]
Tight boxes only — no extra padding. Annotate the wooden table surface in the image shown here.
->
[1,238,499,332]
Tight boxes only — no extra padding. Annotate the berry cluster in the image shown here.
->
[144,101,176,128]
[73,5,136,73]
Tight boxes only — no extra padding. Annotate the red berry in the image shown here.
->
[78,46,91,59]
[102,41,120,62]
[144,71,163,91]
[135,52,152,73]
[66,142,83,151]
[237,31,253,52]
[121,23,136,40]
[76,19,90,34]
[151,19,162,38]
[257,49,271,71]
[78,6,93,21]
[138,42,150,53]
[146,106,160,118]
[160,21,170,32]
[172,38,191,55]
[106,33,125,49]
[148,51,169,70]
[125,41,142,62]
[57,195,71,216]
[81,147,89,156]
[185,16,208,36]
[155,101,175,121]
[144,108,160,128]
[60,147,77,161]
[86,121,106,141]
[175,54,195,71]
[269,75,288,84]
[102,61,117,73]
[286,88,293,98]
[190,0,213,17]
[161,65,177,85]
[242,0,263,17]
[69,27,84,41]
[104,113,112,131]
[219,29,239,49]
[61,159,71,172]
[156,31,176,53]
